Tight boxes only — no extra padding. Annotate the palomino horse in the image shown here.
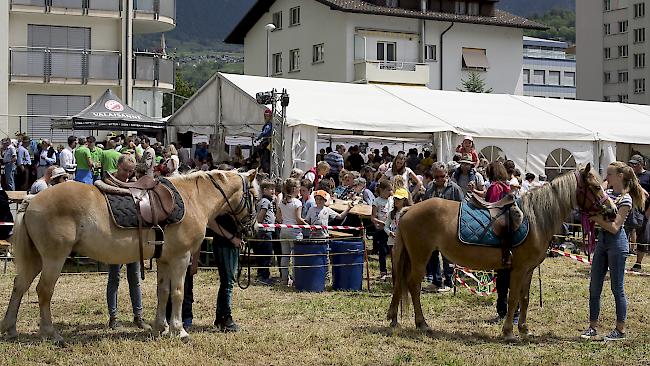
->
[387,164,616,340]
[0,169,258,343]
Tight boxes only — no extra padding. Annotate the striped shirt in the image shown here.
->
[325,151,344,174]
[607,189,633,210]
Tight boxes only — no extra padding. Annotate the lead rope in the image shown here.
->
[237,240,252,290]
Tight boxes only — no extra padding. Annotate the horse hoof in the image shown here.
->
[53,338,67,348]
[3,329,18,340]
[389,319,399,328]
[503,333,517,342]
[416,324,431,333]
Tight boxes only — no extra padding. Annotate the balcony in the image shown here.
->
[133,52,175,91]
[10,0,121,17]
[9,47,121,85]
[354,60,430,86]
[133,0,176,34]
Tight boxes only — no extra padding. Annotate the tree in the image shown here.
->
[162,73,197,117]
[458,72,493,93]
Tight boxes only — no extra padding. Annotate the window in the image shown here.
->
[28,25,91,49]
[635,2,645,17]
[619,94,629,103]
[548,71,561,86]
[479,146,507,163]
[467,2,480,15]
[635,28,646,43]
[532,70,545,84]
[604,0,611,11]
[461,48,489,70]
[618,45,629,58]
[618,70,629,82]
[604,47,612,59]
[635,78,646,93]
[425,44,437,61]
[313,43,324,63]
[523,69,530,84]
[545,148,577,181]
[604,72,612,83]
[289,49,300,72]
[604,23,611,35]
[619,20,628,33]
[635,53,646,68]
[272,52,282,75]
[377,41,397,62]
[27,94,90,141]
[455,1,467,15]
[564,71,576,86]
[272,11,282,29]
[289,7,300,26]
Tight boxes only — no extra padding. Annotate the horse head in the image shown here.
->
[207,169,259,237]
[575,163,618,221]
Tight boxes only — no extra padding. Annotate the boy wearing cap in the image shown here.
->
[451,154,485,197]
[305,190,353,239]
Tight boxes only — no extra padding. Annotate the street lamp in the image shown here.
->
[265,23,276,77]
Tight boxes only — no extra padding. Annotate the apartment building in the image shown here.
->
[522,36,576,99]
[577,0,649,104]
[0,0,176,141]
[226,0,545,94]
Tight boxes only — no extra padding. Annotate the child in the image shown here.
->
[353,177,375,205]
[384,188,410,275]
[455,135,479,167]
[300,179,316,238]
[372,180,393,281]
[305,190,353,239]
[277,178,307,285]
[255,180,276,285]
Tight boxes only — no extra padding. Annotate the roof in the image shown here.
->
[523,36,568,49]
[225,0,548,44]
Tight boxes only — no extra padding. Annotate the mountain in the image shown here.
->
[498,0,575,16]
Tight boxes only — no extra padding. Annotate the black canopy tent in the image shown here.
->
[52,89,165,131]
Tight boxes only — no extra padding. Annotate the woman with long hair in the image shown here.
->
[381,153,422,196]
[581,161,646,341]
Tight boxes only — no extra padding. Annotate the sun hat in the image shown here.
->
[314,190,329,199]
[628,154,644,165]
[51,167,68,180]
[393,188,409,200]
[459,154,474,165]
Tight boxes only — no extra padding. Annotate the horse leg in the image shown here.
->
[408,265,429,332]
[36,255,68,344]
[517,269,535,339]
[154,260,170,336]
[167,254,190,340]
[0,256,42,339]
[502,268,525,342]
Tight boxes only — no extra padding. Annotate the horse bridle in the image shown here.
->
[574,170,611,216]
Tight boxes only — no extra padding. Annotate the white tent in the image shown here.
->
[168,72,650,178]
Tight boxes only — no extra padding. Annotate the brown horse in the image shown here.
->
[387,164,616,340]
[0,169,258,343]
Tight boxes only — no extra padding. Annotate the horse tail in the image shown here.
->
[11,199,41,273]
[391,207,412,317]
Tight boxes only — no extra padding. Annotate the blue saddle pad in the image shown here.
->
[457,201,529,248]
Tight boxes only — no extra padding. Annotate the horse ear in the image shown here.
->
[584,163,592,176]
[247,169,257,183]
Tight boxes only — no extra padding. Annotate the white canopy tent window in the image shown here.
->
[545,148,577,180]
[479,145,507,163]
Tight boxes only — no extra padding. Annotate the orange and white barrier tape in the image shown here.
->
[454,274,497,297]
[550,249,650,277]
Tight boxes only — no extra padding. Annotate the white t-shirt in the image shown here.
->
[279,197,302,225]
[373,196,393,224]
[384,165,414,184]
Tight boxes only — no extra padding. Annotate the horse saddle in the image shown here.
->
[458,193,529,249]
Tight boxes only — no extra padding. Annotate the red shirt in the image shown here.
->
[486,181,510,203]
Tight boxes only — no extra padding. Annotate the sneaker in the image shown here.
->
[379,273,388,281]
[580,326,598,339]
[436,286,452,293]
[422,283,439,293]
[604,329,626,341]
[182,319,192,332]
[513,314,519,326]
[133,316,152,331]
[631,263,642,272]
[220,317,240,333]
[108,317,121,330]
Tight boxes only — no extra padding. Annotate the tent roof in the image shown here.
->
[168,73,650,144]
[53,89,164,131]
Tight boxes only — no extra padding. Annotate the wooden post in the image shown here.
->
[538,266,543,308]
[362,226,371,292]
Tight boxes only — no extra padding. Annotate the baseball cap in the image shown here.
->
[462,135,474,142]
[628,154,644,165]
[393,188,409,200]
[314,190,329,199]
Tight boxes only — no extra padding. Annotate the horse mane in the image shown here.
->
[520,171,577,239]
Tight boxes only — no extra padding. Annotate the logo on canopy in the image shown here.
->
[104,100,124,112]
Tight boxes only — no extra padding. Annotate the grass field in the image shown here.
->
[0,255,649,366]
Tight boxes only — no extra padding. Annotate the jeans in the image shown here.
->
[374,230,389,274]
[590,229,629,323]
[427,251,454,288]
[214,244,239,320]
[279,228,302,282]
[106,263,143,318]
[4,163,15,191]
[165,266,194,326]
[255,230,274,279]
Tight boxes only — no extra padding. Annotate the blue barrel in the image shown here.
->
[293,242,328,292]
[330,240,365,291]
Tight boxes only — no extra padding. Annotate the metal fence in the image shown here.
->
[11,0,121,11]
[134,0,175,19]
[134,52,175,87]
[9,47,120,82]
